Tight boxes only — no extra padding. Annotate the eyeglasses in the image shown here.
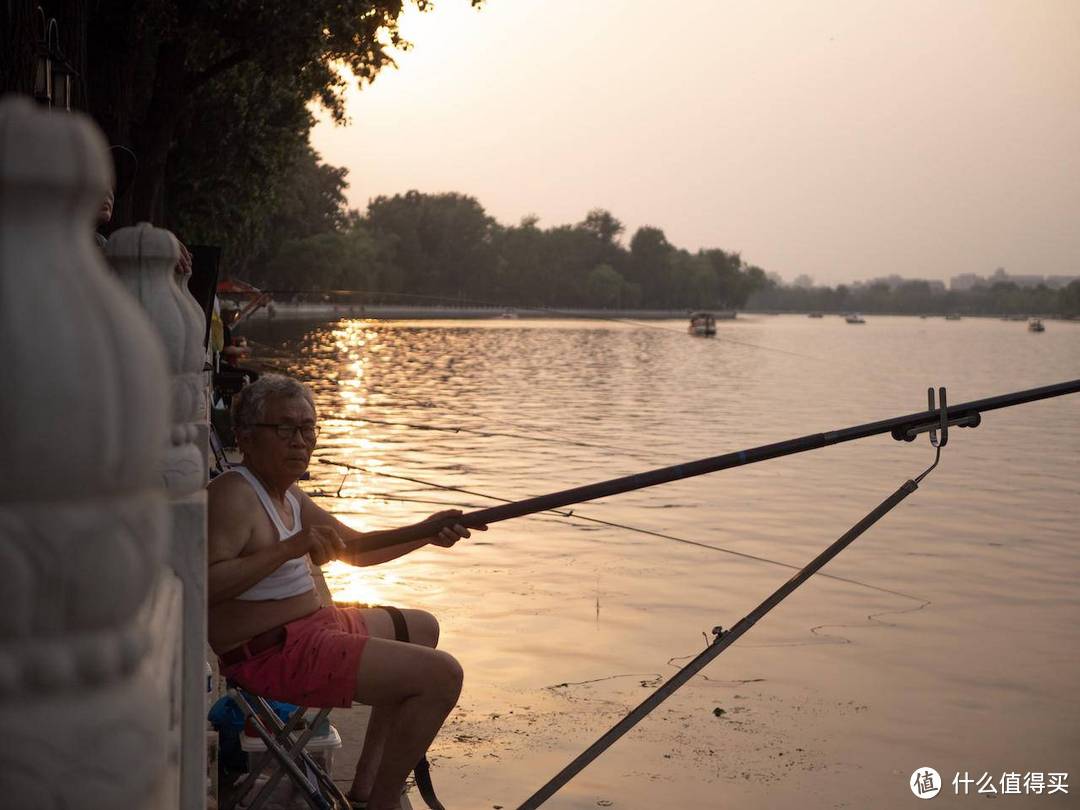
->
[251,423,321,442]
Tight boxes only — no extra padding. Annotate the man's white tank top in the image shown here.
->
[230,466,315,601]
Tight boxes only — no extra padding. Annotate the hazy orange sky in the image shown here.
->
[311,0,1080,286]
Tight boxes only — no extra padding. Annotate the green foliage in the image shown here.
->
[254,189,770,310]
[165,60,320,275]
[1062,281,1080,317]
[580,209,625,245]
[584,264,629,308]
[80,0,479,231]
[365,190,498,299]
[263,225,380,292]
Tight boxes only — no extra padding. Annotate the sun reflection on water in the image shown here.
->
[311,321,411,605]
[321,560,403,606]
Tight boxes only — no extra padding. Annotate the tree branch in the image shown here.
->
[185,47,251,93]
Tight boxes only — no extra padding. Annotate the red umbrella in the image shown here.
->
[217,278,262,295]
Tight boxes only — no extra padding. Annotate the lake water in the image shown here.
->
[243,314,1080,809]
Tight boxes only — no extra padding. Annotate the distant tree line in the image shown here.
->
[748,278,1080,318]
[243,188,770,310]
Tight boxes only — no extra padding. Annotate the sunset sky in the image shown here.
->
[310,0,1080,286]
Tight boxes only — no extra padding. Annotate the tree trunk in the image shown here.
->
[131,38,188,225]
[85,1,150,227]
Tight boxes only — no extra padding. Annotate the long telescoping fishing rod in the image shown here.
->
[343,377,1080,555]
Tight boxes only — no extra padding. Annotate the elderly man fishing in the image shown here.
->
[208,373,483,810]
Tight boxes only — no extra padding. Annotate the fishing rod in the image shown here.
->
[343,377,1080,554]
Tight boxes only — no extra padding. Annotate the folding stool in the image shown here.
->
[227,689,351,810]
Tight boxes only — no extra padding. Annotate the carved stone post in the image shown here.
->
[0,97,178,806]
[108,224,208,810]
[175,257,212,473]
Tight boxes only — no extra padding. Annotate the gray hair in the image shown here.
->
[231,374,316,429]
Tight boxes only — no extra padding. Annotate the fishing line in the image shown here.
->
[664,589,932,661]
[320,413,654,458]
[317,457,575,520]
[379,396,659,459]
[306,490,493,511]
[316,456,926,605]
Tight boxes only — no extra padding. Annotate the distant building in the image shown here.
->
[1046,275,1080,289]
[851,275,947,293]
[864,274,907,290]
[950,273,986,291]
[1007,274,1047,289]
[951,268,1078,291]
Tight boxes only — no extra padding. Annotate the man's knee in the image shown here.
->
[404,609,440,648]
[428,650,464,706]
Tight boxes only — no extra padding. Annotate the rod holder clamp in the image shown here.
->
[891,386,982,443]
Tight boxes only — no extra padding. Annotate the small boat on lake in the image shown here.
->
[808,311,824,318]
[1028,318,1045,332]
[845,313,865,324]
[945,313,962,321]
[688,312,716,336]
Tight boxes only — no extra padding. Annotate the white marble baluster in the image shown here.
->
[108,224,208,810]
[0,97,179,807]
[176,255,212,473]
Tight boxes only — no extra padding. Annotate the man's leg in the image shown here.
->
[349,609,442,805]
[350,638,463,810]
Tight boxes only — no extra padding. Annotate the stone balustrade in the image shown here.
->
[107,221,209,810]
[0,95,208,809]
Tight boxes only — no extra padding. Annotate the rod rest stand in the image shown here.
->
[893,411,981,442]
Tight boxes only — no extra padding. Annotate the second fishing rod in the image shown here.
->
[341,377,1080,555]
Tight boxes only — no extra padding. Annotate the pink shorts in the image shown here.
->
[222,606,369,709]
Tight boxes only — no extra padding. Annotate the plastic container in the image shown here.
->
[240,722,341,776]
[236,725,342,810]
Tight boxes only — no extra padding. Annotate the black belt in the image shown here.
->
[219,625,287,667]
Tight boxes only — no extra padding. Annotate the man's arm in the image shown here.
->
[293,487,479,568]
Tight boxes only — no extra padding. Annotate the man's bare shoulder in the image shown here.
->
[209,470,257,503]
[208,473,260,532]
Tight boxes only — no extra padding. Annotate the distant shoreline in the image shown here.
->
[241,303,714,321]
[236,302,1078,322]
